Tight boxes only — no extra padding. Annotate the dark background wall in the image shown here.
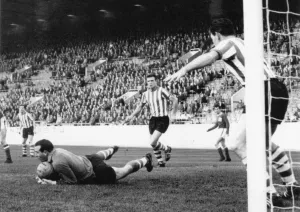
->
[0,0,299,52]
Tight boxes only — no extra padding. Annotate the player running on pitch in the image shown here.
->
[125,73,178,167]
[207,104,231,162]
[164,18,299,206]
[34,139,153,185]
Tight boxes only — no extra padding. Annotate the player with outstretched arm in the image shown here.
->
[164,18,299,206]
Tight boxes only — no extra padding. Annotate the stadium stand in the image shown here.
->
[0,18,299,127]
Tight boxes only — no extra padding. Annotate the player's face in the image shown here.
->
[210,32,220,46]
[19,106,25,114]
[147,77,157,89]
[214,107,221,114]
[35,145,49,162]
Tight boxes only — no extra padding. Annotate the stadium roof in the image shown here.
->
[1,0,299,37]
[1,0,211,32]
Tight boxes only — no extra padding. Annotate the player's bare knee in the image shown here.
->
[126,161,139,172]
[215,143,220,149]
[149,138,159,147]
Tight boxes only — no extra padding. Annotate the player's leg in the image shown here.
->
[21,128,28,157]
[150,131,171,167]
[149,118,164,167]
[149,117,171,167]
[85,154,115,184]
[266,168,284,207]
[219,139,231,162]
[1,130,12,163]
[229,116,247,165]
[215,137,225,161]
[112,153,153,181]
[28,135,35,157]
[28,127,35,157]
[229,120,283,206]
[265,131,292,206]
[96,146,119,160]
[219,129,231,162]
[267,126,299,199]
[266,79,299,199]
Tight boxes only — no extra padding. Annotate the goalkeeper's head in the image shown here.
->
[209,18,235,46]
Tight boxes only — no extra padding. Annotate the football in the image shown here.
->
[36,162,54,179]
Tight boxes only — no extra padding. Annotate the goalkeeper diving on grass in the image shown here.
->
[34,139,153,185]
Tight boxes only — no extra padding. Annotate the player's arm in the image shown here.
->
[169,94,178,117]
[17,115,22,133]
[223,114,230,135]
[52,163,78,185]
[161,88,178,118]
[125,95,146,123]
[126,102,146,122]
[164,51,219,83]
[207,123,218,132]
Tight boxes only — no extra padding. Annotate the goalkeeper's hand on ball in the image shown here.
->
[35,176,56,185]
[35,176,46,185]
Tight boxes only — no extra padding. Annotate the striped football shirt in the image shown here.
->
[211,37,275,85]
[141,87,170,117]
[19,113,34,128]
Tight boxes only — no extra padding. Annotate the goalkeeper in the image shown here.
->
[34,139,153,185]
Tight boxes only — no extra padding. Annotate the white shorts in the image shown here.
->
[218,128,227,139]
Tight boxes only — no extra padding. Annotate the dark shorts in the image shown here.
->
[22,126,34,139]
[265,78,289,125]
[265,122,278,148]
[85,154,116,184]
[149,116,169,135]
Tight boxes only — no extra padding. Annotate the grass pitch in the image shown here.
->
[0,146,299,212]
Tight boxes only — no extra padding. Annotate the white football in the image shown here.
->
[36,162,54,179]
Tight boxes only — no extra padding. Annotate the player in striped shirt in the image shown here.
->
[19,105,35,157]
[125,73,178,167]
[207,105,231,162]
[165,18,299,205]
[0,110,12,163]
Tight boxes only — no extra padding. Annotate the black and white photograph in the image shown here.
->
[0,0,299,211]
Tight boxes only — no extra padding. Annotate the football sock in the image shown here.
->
[127,157,147,172]
[3,144,12,160]
[22,144,27,156]
[97,148,114,160]
[271,146,296,184]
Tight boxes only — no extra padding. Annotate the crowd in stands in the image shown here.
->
[0,18,299,127]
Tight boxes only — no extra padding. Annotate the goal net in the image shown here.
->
[244,0,300,211]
